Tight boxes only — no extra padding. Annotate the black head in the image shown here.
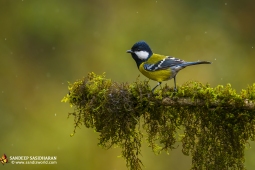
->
[127,41,153,68]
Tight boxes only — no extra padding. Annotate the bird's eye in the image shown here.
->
[137,49,141,51]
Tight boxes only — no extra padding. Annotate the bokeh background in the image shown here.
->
[1,0,255,169]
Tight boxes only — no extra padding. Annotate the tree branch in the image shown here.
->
[62,72,255,170]
[162,97,255,110]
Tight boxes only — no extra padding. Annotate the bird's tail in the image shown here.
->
[180,61,211,67]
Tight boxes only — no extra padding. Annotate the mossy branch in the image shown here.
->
[62,72,255,170]
[162,97,255,110]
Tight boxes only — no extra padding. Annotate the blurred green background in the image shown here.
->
[1,0,255,169]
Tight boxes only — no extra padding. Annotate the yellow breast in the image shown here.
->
[138,54,172,82]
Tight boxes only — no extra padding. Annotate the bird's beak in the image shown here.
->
[126,50,133,53]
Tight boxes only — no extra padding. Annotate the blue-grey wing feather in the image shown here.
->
[144,57,185,71]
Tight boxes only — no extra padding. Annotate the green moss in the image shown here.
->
[62,72,255,170]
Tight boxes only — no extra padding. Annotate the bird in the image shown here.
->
[126,41,211,92]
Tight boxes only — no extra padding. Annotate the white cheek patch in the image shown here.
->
[134,51,149,60]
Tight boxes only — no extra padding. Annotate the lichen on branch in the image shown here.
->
[62,72,255,170]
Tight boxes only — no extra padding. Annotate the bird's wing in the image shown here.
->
[144,56,185,71]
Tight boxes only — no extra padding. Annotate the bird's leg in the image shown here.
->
[151,82,161,93]
[173,76,177,92]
